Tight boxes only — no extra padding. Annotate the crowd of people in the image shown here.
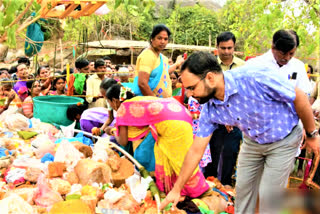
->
[0,24,319,213]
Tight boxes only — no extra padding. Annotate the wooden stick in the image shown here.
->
[59,38,63,71]
[8,0,35,28]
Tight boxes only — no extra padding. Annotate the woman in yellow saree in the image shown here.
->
[106,84,209,197]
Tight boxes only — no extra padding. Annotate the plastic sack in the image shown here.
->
[33,174,63,207]
[4,113,29,131]
[91,137,113,163]
[31,134,55,159]
[125,174,153,203]
[54,140,82,171]
[4,187,36,205]
[12,156,45,170]
[0,194,34,214]
[60,121,75,138]
[103,189,124,204]
[5,168,26,184]
[24,13,44,57]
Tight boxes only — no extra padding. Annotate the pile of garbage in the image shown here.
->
[0,113,235,214]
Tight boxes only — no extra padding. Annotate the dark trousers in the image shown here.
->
[204,125,242,185]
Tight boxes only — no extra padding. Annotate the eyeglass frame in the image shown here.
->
[179,75,206,92]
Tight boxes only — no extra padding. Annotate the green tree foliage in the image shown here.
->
[166,5,221,46]
[219,0,319,59]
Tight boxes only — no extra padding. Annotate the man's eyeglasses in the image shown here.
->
[179,76,205,92]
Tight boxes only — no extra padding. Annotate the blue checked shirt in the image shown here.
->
[196,65,299,144]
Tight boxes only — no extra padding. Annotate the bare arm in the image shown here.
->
[160,135,212,209]
[294,87,320,154]
[114,126,128,147]
[101,110,114,131]
[138,72,154,96]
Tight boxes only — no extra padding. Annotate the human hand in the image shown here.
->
[7,91,15,102]
[175,55,185,68]
[159,187,182,210]
[104,126,116,136]
[225,125,233,133]
[91,127,102,136]
[313,110,320,121]
[303,136,320,155]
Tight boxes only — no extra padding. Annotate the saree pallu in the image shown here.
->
[116,96,209,197]
[131,54,172,98]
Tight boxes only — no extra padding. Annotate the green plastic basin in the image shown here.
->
[33,95,83,126]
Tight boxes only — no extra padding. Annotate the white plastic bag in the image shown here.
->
[103,189,125,204]
[4,113,29,131]
[125,174,152,203]
[0,194,34,214]
[91,138,110,163]
[60,121,75,138]
[54,140,82,171]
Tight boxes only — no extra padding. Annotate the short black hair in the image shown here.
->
[94,59,105,69]
[8,66,17,74]
[150,24,171,44]
[216,31,236,46]
[75,58,89,69]
[308,64,314,74]
[0,68,9,72]
[106,84,135,101]
[103,56,111,61]
[272,30,299,53]
[62,68,74,76]
[66,104,87,121]
[181,51,222,78]
[17,56,30,67]
[53,76,66,88]
[115,64,121,71]
[172,71,179,78]
[100,78,117,91]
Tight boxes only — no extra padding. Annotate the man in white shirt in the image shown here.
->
[246,29,311,95]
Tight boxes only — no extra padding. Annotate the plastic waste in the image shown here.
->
[41,153,54,163]
[125,174,153,203]
[54,140,82,171]
[4,113,29,131]
[33,174,63,207]
[31,134,55,159]
[0,194,34,214]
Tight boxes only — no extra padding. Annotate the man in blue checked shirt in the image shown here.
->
[160,51,320,214]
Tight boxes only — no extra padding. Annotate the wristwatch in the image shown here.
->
[306,129,319,138]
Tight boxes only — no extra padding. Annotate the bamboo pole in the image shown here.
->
[59,38,63,71]
[209,31,211,52]
[130,23,133,65]
[73,129,161,212]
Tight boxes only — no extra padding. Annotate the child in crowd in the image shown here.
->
[0,78,22,114]
[170,71,185,104]
[22,80,43,118]
[49,77,66,95]
[188,96,212,172]
[66,103,110,134]
[91,78,118,136]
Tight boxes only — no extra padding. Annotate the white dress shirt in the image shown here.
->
[246,50,311,95]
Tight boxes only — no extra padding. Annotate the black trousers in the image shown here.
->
[204,125,242,185]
